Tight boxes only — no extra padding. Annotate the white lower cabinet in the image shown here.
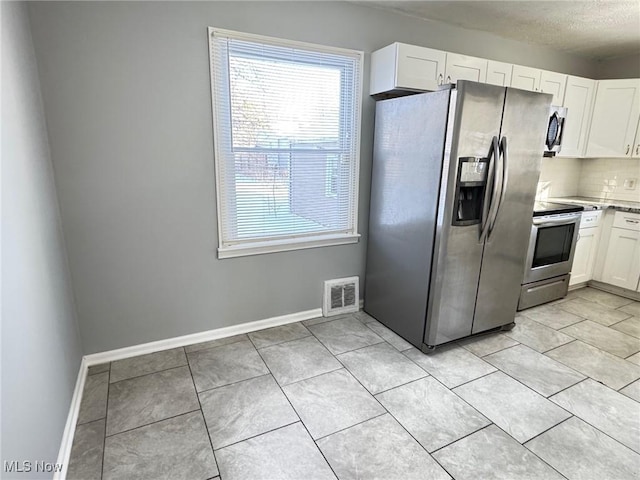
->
[570,228,599,285]
[570,211,602,286]
[600,212,640,290]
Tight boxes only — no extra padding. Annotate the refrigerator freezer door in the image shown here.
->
[364,90,451,347]
[425,81,507,346]
[472,87,552,334]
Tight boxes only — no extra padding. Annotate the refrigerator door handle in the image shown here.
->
[481,136,502,242]
[479,136,499,243]
[488,136,508,239]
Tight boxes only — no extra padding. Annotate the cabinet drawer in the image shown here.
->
[613,211,640,231]
[580,210,602,228]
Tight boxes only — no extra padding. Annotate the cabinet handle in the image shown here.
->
[446,75,451,83]
[438,73,443,85]
[626,144,631,155]
[626,219,639,224]
[636,144,639,155]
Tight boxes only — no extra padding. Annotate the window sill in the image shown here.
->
[218,233,361,259]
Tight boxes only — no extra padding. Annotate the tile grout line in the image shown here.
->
[458,339,521,358]
[545,376,590,399]
[257,324,440,477]
[251,345,341,480]
[445,369,498,390]
[541,338,640,386]
[247,324,313,350]
[213,420,302,452]
[518,416,574,480]
[302,340,458,478]
[488,355,640,457]
[312,411,389,443]
[108,362,189,386]
[551,406,640,453]
[428,423,494,455]
[552,329,640,360]
[104,409,203,440]
[305,322,386,356]
[616,376,640,392]
[540,338,578,355]
[100,363,111,480]
[185,346,220,477]
[371,372,430,396]
[465,420,571,480]
[474,356,582,412]
[483,350,590,399]
[195,372,273,395]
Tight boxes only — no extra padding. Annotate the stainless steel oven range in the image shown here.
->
[518,202,584,310]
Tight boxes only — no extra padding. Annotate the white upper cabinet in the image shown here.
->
[368,43,637,160]
[559,76,596,158]
[539,71,567,106]
[633,117,640,158]
[585,79,640,158]
[486,61,513,87]
[370,43,446,95]
[444,53,487,84]
[510,66,567,105]
[510,65,541,92]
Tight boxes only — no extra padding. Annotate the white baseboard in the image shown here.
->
[84,307,323,365]
[54,357,87,480]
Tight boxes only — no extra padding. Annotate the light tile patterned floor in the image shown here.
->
[67,288,640,480]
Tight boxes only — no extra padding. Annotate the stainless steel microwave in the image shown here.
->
[543,105,567,157]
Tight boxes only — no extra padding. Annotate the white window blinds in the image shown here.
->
[209,28,363,258]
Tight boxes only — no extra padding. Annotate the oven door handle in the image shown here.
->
[532,215,581,227]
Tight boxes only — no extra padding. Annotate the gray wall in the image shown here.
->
[596,52,640,79]
[1,2,83,476]
[27,1,598,354]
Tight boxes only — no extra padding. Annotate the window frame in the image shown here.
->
[208,28,363,259]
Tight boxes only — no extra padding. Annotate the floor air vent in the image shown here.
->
[323,276,359,317]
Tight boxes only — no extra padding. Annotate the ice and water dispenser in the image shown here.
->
[452,157,489,226]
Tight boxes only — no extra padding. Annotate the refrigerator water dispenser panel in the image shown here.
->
[453,157,488,226]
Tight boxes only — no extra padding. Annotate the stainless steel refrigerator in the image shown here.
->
[364,80,551,351]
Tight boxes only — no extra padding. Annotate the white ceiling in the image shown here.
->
[364,1,640,60]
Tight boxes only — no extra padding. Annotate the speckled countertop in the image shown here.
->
[548,196,640,213]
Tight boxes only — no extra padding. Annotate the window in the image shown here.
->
[209,28,363,258]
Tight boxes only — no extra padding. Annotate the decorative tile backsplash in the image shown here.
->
[578,158,640,202]
[538,157,640,203]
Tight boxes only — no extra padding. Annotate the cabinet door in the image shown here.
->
[570,227,599,286]
[510,65,541,92]
[633,117,640,158]
[486,61,513,87]
[585,79,640,158]
[601,228,640,290]
[540,70,567,106]
[445,53,487,84]
[559,76,596,158]
[395,43,447,92]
